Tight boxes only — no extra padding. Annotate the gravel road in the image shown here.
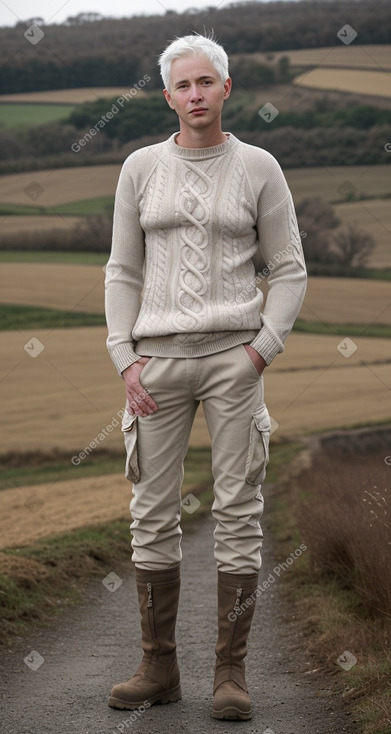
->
[0,488,358,734]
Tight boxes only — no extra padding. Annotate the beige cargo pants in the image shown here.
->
[122,344,271,574]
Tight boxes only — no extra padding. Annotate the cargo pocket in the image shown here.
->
[245,403,271,486]
[121,409,140,483]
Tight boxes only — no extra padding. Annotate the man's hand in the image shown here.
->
[122,358,159,417]
[243,344,267,375]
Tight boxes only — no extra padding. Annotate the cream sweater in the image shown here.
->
[105,132,307,375]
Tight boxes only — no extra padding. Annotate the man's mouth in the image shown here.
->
[190,108,208,114]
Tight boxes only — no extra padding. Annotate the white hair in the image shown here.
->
[158,32,229,92]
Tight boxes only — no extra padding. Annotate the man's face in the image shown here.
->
[163,54,231,132]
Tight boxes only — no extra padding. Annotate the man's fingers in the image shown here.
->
[126,382,158,416]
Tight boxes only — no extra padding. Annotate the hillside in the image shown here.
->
[0,0,390,93]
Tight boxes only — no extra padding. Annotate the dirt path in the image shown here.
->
[0,500,357,734]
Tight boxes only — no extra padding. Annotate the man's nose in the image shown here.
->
[189,86,203,102]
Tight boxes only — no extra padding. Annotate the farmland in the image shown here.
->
[252,45,391,71]
[0,88,146,104]
[1,164,389,209]
[0,324,390,456]
[294,68,391,98]
[0,104,76,129]
[1,41,390,546]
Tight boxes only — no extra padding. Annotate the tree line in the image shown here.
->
[1,93,390,173]
[0,0,390,93]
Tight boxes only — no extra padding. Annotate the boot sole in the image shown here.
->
[108,684,182,710]
[211,705,252,721]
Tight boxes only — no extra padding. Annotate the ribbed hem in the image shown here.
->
[108,342,142,376]
[249,322,284,366]
[135,330,259,359]
[166,131,239,160]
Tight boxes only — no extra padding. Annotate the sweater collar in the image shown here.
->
[167,131,238,160]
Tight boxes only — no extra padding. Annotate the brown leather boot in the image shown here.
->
[211,570,259,720]
[108,564,181,710]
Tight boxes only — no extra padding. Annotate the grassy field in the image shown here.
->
[1,164,389,209]
[0,196,114,217]
[0,166,121,207]
[294,68,391,98]
[286,165,391,204]
[0,104,76,129]
[2,262,391,323]
[0,325,390,457]
[251,45,391,71]
[333,199,391,269]
[0,262,105,312]
[0,215,84,234]
[0,250,106,264]
[0,445,214,550]
[0,88,146,104]
[0,304,106,330]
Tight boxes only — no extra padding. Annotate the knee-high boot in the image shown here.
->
[211,570,259,720]
[108,564,181,710]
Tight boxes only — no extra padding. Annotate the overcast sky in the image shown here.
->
[0,0,269,27]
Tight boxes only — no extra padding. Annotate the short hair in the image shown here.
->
[158,31,229,92]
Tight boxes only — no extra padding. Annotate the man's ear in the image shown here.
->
[163,88,176,110]
[223,77,232,101]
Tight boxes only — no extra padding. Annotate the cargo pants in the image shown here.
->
[121,343,271,574]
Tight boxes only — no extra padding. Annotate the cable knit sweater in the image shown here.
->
[105,131,307,376]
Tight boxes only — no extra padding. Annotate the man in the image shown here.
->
[105,32,307,721]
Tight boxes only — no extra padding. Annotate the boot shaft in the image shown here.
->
[215,570,259,689]
[135,564,181,658]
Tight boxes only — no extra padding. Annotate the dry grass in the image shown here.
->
[2,264,391,324]
[294,448,391,617]
[0,165,390,211]
[0,262,104,312]
[0,215,84,234]
[272,440,391,734]
[0,473,130,550]
[0,88,147,104]
[294,68,391,98]
[285,165,391,205]
[298,277,391,325]
[0,165,121,207]
[250,45,391,71]
[0,325,391,456]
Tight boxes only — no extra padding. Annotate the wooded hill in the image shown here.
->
[0,0,390,93]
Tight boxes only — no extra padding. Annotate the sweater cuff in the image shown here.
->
[108,343,141,377]
[249,327,284,366]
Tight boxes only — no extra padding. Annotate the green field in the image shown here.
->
[0,103,76,129]
[0,304,106,330]
[0,196,114,217]
[0,251,107,264]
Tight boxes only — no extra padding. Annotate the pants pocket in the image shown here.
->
[121,408,140,483]
[245,403,271,486]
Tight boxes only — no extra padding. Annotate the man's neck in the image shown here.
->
[175,127,228,149]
